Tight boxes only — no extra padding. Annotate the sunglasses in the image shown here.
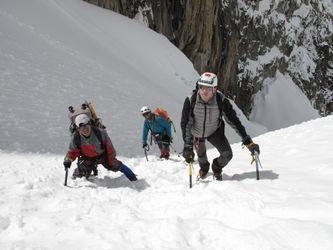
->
[78,123,90,129]
[199,85,214,91]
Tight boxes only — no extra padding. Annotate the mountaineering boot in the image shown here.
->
[159,153,169,160]
[159,149,170,160]
[198,162,210,179]
[214,173,222,181]
[72,167,83,179]
[92,165,98,176]
[212,158,223,181]
[119,163,137,181]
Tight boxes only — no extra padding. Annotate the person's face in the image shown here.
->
[143,112,153,120]
[198,85,216,102]
[78,124,91,137]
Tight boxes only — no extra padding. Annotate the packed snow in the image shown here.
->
[1,0,333,249]
[1,116,333,249]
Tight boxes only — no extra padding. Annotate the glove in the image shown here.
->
[63,160,71,170]
[247,143,260,155]
[142,143,149,150]
[183,146,194,163]
[243,136,260,155]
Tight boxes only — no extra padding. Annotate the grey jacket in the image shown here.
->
[181,91,249,146]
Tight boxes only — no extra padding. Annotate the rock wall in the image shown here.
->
[83,0,333,116]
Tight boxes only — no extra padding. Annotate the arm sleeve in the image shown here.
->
[142,121,150,144]
[222,98,248,139]
[181,97,194,146]
[64,135,80,162]
[101,129,117,166]
[180,97,191,142]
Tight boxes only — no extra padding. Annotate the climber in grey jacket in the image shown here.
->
[180,72,260,181]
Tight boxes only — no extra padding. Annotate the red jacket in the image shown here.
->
[65,128,117,167]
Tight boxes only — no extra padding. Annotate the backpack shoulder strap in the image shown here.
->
[91,126,103,147]
[216,91,224,114]
[74,127,104,150]
[73,130,81,150]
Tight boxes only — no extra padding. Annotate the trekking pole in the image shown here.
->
[170,143,181,157]
[64,167,69,186]
[144,145,149,162]
[251,152,262,180]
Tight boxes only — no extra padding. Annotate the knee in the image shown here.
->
[103,160,122,172]
[223,150,233,162]
[214,150,233,169]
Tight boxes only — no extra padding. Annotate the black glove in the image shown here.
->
[63,160,71,170]
[243,136,260,155]
[247,143,260,155]
[183,146,194,163]
[142,143,149,150]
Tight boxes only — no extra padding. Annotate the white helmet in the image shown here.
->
[75,114,90,127]
[140,106,151,115]
[197,72,218,87]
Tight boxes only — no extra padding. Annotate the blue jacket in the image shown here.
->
[142,115,172,144]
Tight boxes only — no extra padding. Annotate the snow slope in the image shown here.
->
[0,0,198,155]
[250,71,319,130]
[0,0,320,157]
[0,116,332,249]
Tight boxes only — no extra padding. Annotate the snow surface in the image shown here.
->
[0,0,198,156]
[1,0,332,249]
[0,0,320,157]
[1,116,333,249]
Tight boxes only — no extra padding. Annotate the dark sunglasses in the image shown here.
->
[78,123,90,129]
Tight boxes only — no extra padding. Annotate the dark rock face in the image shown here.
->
[84,0,333,116]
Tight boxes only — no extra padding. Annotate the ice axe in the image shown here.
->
[144,145,149,162]
[64,167,69,186]
[251,151,262,180]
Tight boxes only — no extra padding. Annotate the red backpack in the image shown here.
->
[153,108,176,132]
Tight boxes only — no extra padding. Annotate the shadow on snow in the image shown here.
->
[224,170,279,181]
[88,175,151,191]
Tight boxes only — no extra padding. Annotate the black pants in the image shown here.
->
[195,127,233,174]
[154,134,170,156]
[73,155,122,179]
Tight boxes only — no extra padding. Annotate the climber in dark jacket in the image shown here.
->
[181,72,260,181]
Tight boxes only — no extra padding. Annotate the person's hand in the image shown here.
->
[243,136,260,155]
[247,143,260,155]
[142,143,149,150]
[63,160,71,170]
[183,146,194,163]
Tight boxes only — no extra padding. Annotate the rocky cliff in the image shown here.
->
[84,0,333,116]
